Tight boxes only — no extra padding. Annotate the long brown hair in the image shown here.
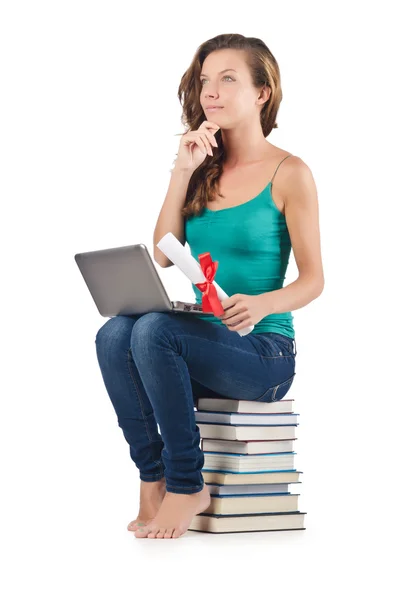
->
[175,33,283,219]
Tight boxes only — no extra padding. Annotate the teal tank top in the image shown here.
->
[184,155,295,338]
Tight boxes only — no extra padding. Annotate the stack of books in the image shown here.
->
[189,395,306,534]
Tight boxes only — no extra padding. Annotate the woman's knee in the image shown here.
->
[131,312,172,344]
[95,315,137,353]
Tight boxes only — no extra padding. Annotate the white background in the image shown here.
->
[1,1,395,598]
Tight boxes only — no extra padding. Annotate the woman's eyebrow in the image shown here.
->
[200,68,237,77]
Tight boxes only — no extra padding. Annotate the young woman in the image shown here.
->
[95,33,324,540]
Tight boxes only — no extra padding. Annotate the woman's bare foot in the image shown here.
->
[134,483,211,539]
[127,477,167,532]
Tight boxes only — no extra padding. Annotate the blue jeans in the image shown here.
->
[94,312,297,495]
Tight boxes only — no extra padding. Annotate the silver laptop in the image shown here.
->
[74,243,212,317]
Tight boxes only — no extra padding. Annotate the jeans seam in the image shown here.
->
[126,348,164,473]
[149,328,206,487]
[166,484,203,490]
[257,372,295,402]
[174,335,288,360]
[156,332,199,447]
[272,383,280,401]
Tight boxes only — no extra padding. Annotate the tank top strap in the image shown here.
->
[270,154,294,183]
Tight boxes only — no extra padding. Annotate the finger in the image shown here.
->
[222,312,239,324]
[227,319,244,330]
[202,129,218,148]
[182,131,201,145]
[226,309,249,324]
[183,129,217,153]
[200,133,213,156]
[199,128,220,142]
[200,121,220,132]
[222,305,242,321]
[191,136,207,155]
[183,132,208,156]
[228,316,251,331]
[221,299,236,312]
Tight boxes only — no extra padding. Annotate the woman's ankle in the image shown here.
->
[141,476,166,486]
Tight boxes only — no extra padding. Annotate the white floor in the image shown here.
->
[3,368,393,599]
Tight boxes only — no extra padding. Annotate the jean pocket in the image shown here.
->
[253,372,296,403]
[256,333,296,359]
[266,333,296,357]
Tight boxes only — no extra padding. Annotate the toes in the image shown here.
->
[134,527,149,538]
[156,528,167,539]
[135,525,184,539]
[172,528,184,538]
[147,528,159,538]
[128,521,145,531]
[164,529,174,538]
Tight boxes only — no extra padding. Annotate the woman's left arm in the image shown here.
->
[219,158,325,330]
[262,156,325,314]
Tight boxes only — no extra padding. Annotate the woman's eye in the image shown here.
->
[200,75,234,85]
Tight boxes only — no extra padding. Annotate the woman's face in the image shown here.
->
[199,49,264,128]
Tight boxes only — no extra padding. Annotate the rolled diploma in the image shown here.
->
[156,232,254,337]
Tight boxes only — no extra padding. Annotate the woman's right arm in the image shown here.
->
[153,166,193,268]
[153,121,219,267]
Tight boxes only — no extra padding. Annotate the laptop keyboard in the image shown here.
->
[183,304,203,312]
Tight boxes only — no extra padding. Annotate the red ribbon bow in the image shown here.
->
[195,252,224,317]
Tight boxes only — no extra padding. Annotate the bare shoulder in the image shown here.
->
[275,153,324,289]
[282,154,312,177]
[277,152,313,178]
[274,154,317,204]
[264,147,315,214]
[266,144,311,181]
